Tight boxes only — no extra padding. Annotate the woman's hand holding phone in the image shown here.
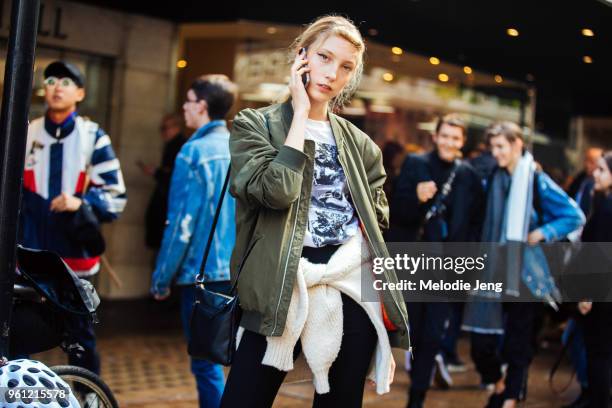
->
[289,47,311,116]
[284,48,311,152]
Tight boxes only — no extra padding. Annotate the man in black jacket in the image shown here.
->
[139,114,186,252]
[390,114,483,408]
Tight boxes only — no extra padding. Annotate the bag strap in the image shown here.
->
[548,320,576,395]
[424,159,460,221]
[195,165,231,284]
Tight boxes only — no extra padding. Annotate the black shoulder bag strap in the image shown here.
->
[424,159,460,222]
[195,165,231,285]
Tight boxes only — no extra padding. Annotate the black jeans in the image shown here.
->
[470,302,536,400]
[405,302,450,393]
[67,313,100,374]
[66,276,100,375]
[221,245,378,408]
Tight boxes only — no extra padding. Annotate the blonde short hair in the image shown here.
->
[289,15,365,110]
[485,121,524,144]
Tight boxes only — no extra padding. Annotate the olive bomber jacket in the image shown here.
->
[229,99,410,350]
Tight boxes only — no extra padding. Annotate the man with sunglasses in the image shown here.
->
[20,60,126,375]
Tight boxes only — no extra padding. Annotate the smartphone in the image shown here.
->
[300,47,310,86]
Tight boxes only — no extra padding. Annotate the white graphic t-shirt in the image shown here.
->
[303,119,359,248]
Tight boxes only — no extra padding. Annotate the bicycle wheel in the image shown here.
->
[50,365,118,408]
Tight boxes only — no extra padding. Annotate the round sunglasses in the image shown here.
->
[43,76,77,88]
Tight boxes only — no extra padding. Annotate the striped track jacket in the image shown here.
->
[19,112,127,276]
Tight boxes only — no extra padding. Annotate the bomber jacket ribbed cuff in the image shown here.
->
[275,145,308,173]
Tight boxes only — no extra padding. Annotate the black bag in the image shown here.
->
[69,203,106,256]
[187,166,242,365]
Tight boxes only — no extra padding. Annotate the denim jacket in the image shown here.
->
[462,171,585,334]
[529,171,585,241]
[151,120,236,295]
[523,171,585,301]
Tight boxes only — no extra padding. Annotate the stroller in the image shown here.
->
[5,246,117,407]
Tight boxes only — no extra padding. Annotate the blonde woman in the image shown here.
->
[220,15,410,407]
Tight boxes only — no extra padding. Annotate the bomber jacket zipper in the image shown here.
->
[271,191,301,335]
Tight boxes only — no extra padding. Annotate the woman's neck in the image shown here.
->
[308,100,328,121]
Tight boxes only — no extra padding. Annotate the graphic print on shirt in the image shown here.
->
[308,141,358,247]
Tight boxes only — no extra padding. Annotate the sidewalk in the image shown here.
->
[34,330,579,407]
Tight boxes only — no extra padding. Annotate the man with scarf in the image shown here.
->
[390,114,483,408]
[462,122,584,408]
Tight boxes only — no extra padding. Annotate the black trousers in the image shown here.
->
[405,302,450,393]
[220,244,378,408]
[470,302,536,400]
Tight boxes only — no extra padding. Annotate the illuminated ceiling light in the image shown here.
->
[506,28,519,37]
[429,57,440,65]
[463,66,473,75]
[583,55,593,64]
[266,26,278,34]
[368,28,378,36]
[494,74,503,83]
[382,72,394,82]
[176,60,188,69]
[438,73,449,82]
[391,47,403,55]
[581,28,594,37]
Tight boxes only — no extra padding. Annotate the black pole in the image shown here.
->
[0,0,40,360]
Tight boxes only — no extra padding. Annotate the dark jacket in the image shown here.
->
[580,192,612,353]
[388,151,484,242]
[567,170,595,217]
[145,133,186,249]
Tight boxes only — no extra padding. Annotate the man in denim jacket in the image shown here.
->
[151,74,237,408]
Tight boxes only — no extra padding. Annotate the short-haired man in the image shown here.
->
[390,113,483,408]
[151,74,237,408]
[20,61,127,374]
[464,122,584,408]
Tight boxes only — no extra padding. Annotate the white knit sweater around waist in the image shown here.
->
[240,231,395,395]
